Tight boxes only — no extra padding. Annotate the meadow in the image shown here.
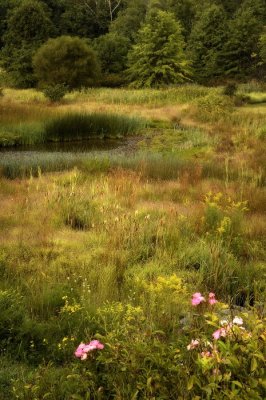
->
[0,84,265,399]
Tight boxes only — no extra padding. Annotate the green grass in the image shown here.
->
[45,112,146,141]
[67,84,213,106]
[0,112,146,147]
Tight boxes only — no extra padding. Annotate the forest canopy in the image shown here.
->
[0,0,265,88]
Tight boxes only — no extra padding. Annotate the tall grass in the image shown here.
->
[45,113,145,141]
[67,84,213,106]
[0,112,145,147]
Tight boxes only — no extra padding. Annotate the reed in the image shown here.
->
[44,112,145,141]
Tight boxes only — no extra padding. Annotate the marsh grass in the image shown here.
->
[0,111,145,147]
[44,112,145,141]
[67,84,212,106]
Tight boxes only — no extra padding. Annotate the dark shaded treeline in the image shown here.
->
[0,0,265,88]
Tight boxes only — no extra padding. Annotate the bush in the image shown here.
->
[42,84,68,102]
[223,82,237,96]
[0,290,25,343]
[33,36,100,90]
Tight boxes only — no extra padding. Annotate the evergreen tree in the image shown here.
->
[127,10,190,87]
[2,0,53,87]
[167,0,195,39]
[222,0,265,77]
[187,4,228,82]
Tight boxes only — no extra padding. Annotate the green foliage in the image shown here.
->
[127,10,191,87]
[60,0,110,39]
[194,92,235,123]
[259,33,266,63]
[33,36,100,90]
[188,4,228,81]
[1,0,53,88]
[42,84,69,102]
[0,290,25,346]
[44,112,145,140]
[222,1,264,78]
[94,32,130,74]
[110,0,148,43]
[223,83,237,97]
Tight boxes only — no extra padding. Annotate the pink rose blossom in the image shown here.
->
[191,292,205,306]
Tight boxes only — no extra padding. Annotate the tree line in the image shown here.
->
[0,0,265,89]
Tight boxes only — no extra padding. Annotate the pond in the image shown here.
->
[0,137,129,154]
[0,137,139,178]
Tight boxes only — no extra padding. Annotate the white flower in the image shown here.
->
[233,316,243,326]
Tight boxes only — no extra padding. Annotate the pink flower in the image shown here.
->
[187,339,200,350]
[208,292,217,305]
[191,292,205,306]
[75,343,86,358]
[75,340,104,360]
[89,340,104,350]
[212,328,227,340]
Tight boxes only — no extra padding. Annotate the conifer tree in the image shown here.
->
[127,9,190,87]
[222,0,265,77]
[187,4,228,82]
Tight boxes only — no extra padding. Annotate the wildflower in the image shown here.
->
[212,328,227,340]
[191,292,205,306]
[75,340,104,360]
[208,292,217,305]
[89,340,104,350]
[233,316,243,326]
[187,339,200,350]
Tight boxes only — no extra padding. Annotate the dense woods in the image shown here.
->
[0,0,265,88]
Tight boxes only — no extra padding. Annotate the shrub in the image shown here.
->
[223,83,237,96]
[42,84,68,102]
[33,36,100,90]
[194,92,234,123]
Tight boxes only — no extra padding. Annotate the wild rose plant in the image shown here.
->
[75,340,104,360]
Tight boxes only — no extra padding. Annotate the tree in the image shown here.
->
[259,33,266,63]
[94,32,130,74]
[2,0,53,87]
[222,0,265,77]
[167,0,196,39]
[33,35,100,89]
[127,10,191,87]
[187,4,228,82]
[110,0,148,43]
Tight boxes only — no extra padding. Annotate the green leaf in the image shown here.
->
[187,376,195,391]
[251,357,258,372]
